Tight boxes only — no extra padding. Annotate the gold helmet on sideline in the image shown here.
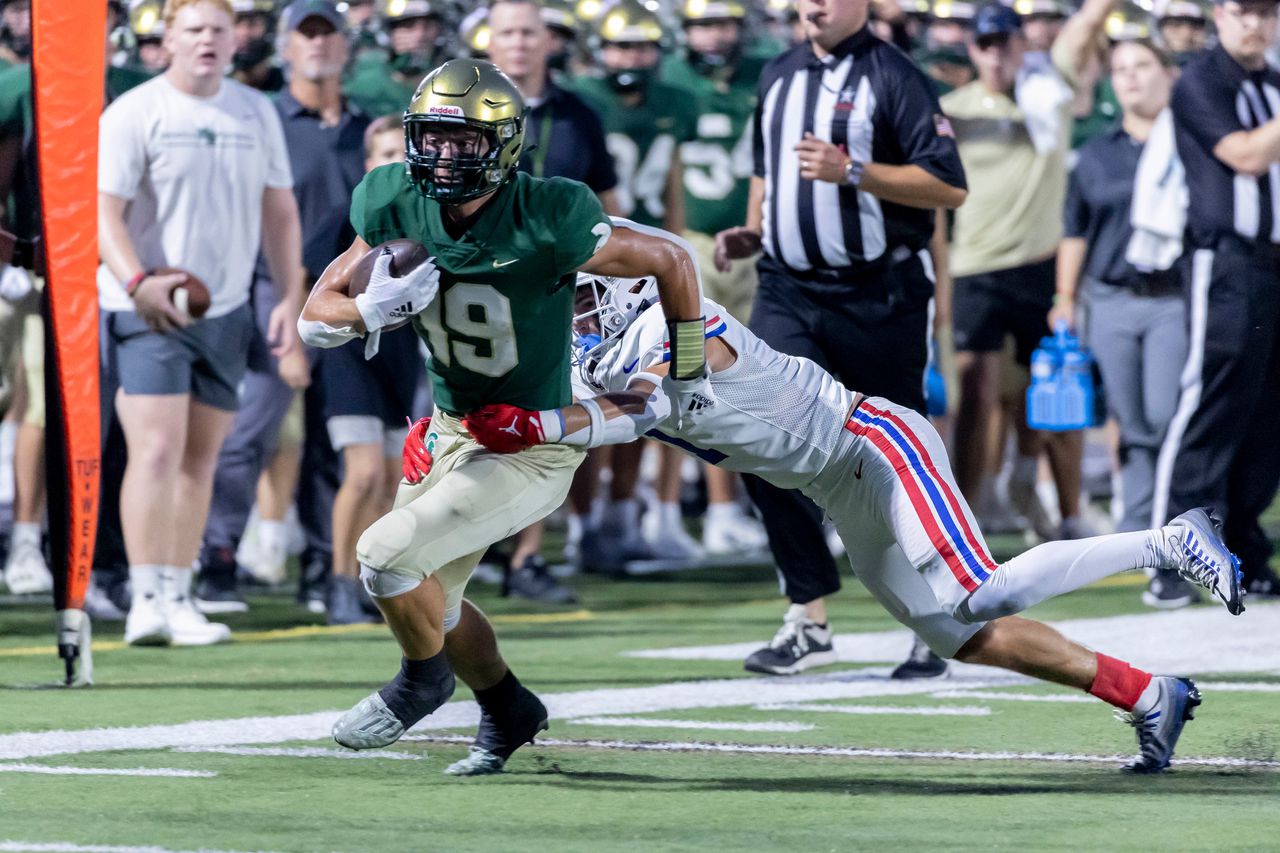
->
[403,59,527,202]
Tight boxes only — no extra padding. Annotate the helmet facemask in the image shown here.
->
[404,115,522,202]
[572,273,660,378]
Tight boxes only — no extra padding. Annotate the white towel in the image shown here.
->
[1126,107,1186,273]
[1015,52,1074,155]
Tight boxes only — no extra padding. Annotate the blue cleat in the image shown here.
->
[1169,508,1245,615]
[1118,676,1202,774]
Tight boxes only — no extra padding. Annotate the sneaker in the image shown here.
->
[1058,515,1095,541]
[298,551,331,614]
[743,605,838,675]
[327,575,378,625]
[83,576,126,622]
[196,547,248,614]
[124,593,171,646]
[243,521,288,586]
[1168,508,1244,615]
[890,636,949,680]
[167,570,232,646]
[3,540,53,595]
[703,506,769,555]
[503,555,578,605]
[1142,571,1197,610]
[333,692,405,750]
[578,528,626,576]
[641,512,705,562]
[444,687,549,776]
[1118,676,1202,774]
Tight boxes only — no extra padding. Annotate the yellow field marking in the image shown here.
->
[0,610,596,658]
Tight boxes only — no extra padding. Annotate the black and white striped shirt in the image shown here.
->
[751,27,966,275]
[1173,44,1280,247]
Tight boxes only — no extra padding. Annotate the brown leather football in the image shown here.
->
[348,240,431,331]
[154,267,212,320]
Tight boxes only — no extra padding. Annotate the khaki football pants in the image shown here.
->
[356,409,584,616]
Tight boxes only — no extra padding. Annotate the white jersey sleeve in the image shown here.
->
[587,300,856,489]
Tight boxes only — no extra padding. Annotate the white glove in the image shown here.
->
[662,373,717,429]
[354,249,440,334]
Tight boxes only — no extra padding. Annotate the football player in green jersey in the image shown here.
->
[298,58,712,774]
[344,0,448,117]
[571,0,698,233]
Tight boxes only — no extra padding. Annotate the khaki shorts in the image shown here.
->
[685,230,758,325]
[356,409,584,618]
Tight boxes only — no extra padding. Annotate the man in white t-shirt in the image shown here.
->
[97,0,303,647]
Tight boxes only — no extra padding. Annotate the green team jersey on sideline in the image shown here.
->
[570,75,697,228]
[344,54,420,119]
[660,53,769,236]
[350,166,611,415]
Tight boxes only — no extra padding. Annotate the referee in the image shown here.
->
[1153,0,1280,598]
[715,0,967,677]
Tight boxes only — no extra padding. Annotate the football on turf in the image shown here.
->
[154,267,212,320]
[348,239,431,331]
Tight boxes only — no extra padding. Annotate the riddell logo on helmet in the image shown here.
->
[427,105,464,116]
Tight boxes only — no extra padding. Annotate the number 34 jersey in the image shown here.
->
[574,300,855,489]
[350,165,612,416]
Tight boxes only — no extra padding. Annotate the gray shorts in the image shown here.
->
[105,304,253,411]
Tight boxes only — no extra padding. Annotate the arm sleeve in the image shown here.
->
[1062,162,1089,239]
[260,99,294,190]
[1170,70,1246,155]
[98,94,149,200]
[883,61,967,190]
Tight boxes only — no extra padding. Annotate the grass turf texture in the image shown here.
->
[1,551,1278,851]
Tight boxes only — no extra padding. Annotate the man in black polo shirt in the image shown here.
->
[1153,0,1280,597]
[716,0,967,676]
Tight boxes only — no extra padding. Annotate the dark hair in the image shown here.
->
[1110,37,1175,68]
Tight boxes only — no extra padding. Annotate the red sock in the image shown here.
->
[1088,653,1152,711]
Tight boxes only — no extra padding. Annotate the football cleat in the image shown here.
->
[333,692,406,750]
[890,636,949,680]
[444,686,549,776]
[743,605,838,675]
[1118,676,1201,774]
[1168,508,1245,615]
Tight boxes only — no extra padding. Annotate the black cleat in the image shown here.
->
[444,686,549,776]
[890,636,948,680]
[503,555,578,605]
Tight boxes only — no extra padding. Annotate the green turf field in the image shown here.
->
[2,556,1279,853]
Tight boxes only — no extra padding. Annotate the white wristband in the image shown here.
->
[579,398,607,448]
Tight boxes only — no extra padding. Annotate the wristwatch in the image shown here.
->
[843,157,864,188]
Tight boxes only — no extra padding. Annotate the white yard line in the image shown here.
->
[402,734,1280,769]
[170,746,423,760]
[0,844,281,853]
[0,765,215,778]
[757,703,991,716]
[567,717,815,732]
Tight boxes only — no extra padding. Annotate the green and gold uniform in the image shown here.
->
[344,54,422,121]
[570,75,698,227]
[350,164,611,415]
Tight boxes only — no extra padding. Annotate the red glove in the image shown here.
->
[402,416,434,484]
[464,404,550,454]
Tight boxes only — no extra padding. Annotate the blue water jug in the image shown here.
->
[1026,322,1098,431]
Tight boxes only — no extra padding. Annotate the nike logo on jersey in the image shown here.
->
[622,358,640,374]
[854,459,864,480]
[492,258,519,268]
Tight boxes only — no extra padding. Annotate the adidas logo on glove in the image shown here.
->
[685,393,715,413]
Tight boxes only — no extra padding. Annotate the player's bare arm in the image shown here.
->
[299,234,373,336]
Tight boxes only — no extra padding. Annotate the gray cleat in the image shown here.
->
[443,747,509,777]
[333,692,406,750]
[1168,508,1245,615]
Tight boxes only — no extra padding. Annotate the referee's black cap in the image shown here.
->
[972,3,1022,36]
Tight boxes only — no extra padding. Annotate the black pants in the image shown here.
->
[1157,240,1280,583]
[745,254,931,604]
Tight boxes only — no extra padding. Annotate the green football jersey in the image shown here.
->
[344,56,420,120]
[570,76,697,228]
[350,166,612,415]
[660,54,768,236]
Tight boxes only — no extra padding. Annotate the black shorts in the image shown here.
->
[952,256,1056,365]
[318,324,422,424]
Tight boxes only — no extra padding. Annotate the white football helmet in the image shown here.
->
[572,272,660,370]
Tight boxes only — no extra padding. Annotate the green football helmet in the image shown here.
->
[403,59,527,203]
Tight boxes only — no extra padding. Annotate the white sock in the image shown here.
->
[129,565,165,603]
[1132,678,1162,717]
[566,513,585,544]
[961,530,1169,622]
[164,565,195,604]
[10,521,41,549]
[655,501,682,528]
[705,502,739,526]
[258,519,287,553]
